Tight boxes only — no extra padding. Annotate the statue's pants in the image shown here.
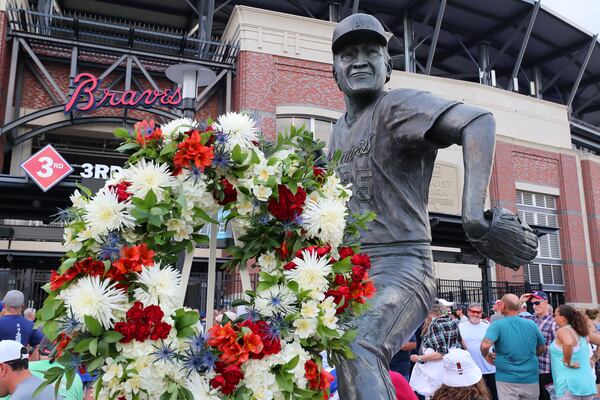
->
[336,243,436,400]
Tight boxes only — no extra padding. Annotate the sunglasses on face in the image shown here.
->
[532,301,543,306]
[468,309,482,314]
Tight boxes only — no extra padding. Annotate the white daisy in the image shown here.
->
[121,160,175,202]
[212,112,260,151]
[84,188,135,236]
[254,285,297,317]
[293,317,317,339]
[284,250,332,298]
[61,276,129,330]
[134,264,182,316]
[160,117,198,144]
[301,197,347,249]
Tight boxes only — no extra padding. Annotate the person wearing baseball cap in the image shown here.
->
[430,348,490,400]
[0,339,59,399]
[0,290,43,358]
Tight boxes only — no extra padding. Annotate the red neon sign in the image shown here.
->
[65,73,181,113]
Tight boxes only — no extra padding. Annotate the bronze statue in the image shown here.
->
[328,13,538,400]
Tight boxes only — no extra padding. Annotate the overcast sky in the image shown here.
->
[542,0,600,34]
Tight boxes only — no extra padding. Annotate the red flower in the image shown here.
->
[351,265,367,282]
[173,130,214,174]
[50,268,78,291]
[210,363,244,395]
[242,332,263,355]
[305,359,319,382]
[74,257,105,277]
[277,241,289,260]
[108,181,132,202]
[143,305,164,324]
[267,185,307,222]
[126,301,145,322]
[134,324,151,342]
[114,322,136,343]
[313,166,326,179]
[112,243,155,276]
[150,321,172,341]
[283,261,297,271]
[305,359,334,399]
[351,254,371,269]
[239,320,281,359]
[54,333,71,358]
[214,178,237,206]
[220,341,249,365]
[338,247,355,260]
[207,322,237,348]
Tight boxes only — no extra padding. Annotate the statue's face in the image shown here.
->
[333,39,390,98]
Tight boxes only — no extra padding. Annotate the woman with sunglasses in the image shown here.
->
[550,305,599,400]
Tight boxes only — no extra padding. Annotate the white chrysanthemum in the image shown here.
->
[301,197,347,249]
[166,218,193,242]
[257,251,278,273]
[69,189,87,209]
[84,188,135,235]
[161,117,198,144]
[293,317,317,339]
[254,285,297,317]
[134,264,182,316]
[212,112,259,151]
[253,185,272,202]
[61,276,129,329]
[122,160,175,202]
[284,250,332,298]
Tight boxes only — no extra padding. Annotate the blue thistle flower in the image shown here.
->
[98,231,122,261]
[258,215,270,225]
[263,315,285,341]
[180,349,211,377]
[202,350,217,369]
[58,308,82,335]
[212,151,231,169]
[244,308,261,322]
[187,333,206,352]
[151,341,178,365]
[214,130,228,145]
[52,208,75,224]
[293,214,304,226]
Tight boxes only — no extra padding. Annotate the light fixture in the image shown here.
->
[165,63,216,118]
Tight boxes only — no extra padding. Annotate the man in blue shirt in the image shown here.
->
[0,291,43,358]
[481,294,546,400]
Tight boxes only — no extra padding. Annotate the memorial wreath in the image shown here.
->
[35,112,376,400]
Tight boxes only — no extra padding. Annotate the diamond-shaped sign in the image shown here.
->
[21,144,74,192]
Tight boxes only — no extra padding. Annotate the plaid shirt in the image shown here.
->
[521,313,556,373]
[422,315,462,355]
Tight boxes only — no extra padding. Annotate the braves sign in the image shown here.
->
[65,73,181,113]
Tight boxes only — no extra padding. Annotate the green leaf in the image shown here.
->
[103,330,124,344]
[194,207,218,224]
[84,315,103,337]
[144,189,158,208]
[58,257,77,273]
[75,183,92,197]
[332,257,352,274]
[89,338,98,356]
[98,339,109,357]
[150,207,166,216]
[86,356,105,372]
[176,326,196,338]
[38,298,63,321]
[283,355,299,371]
[73,337,94,353]
[65,368,76,390]
[175,311,199,330]
[114,127,131,139]
[159,141,178,156]
[275,372,294,393]
[42,320,59,341]
[117,142,140,152]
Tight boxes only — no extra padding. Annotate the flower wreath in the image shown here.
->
[36,113,376,400]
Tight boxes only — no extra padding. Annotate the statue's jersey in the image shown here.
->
[328,89,486,245]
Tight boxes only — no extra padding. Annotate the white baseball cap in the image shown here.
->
[0,340,28,363]
[435,298,454,307]
[442,348,482,387]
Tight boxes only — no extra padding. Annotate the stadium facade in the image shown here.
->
[0,0,599,309]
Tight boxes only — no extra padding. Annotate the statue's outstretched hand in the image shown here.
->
[465,207,539,270]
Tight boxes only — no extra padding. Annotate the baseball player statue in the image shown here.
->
[328,13,538,399]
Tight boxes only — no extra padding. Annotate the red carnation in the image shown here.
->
[351,254,371,269]
[126,301,145,322]
[108,181,132,202]
[267,185,306,222]
[351,265,367,282]
[134,324,151,342]
[143,305,164,324]
[150,321,172,341]
[114,322,136,343]
[338,247,355,260]
[210,363,244,395]
[74,257,105,276]
[214,178,237,205]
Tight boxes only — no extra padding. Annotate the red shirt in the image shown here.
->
[389,371,418,400]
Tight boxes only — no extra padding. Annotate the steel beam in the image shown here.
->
[26,63,62,105]
[68,46,78,95]
[19,38,67,103]
[124,56,132,91]
[4,39,20,124]
[98,54,128,81]
[352,0,360,14]
[567,35,597,109]
[403,12,416,73]
[533,65,542,98]
[540,45,589,95]
[131,56,160,91]
[488,14,532,70]
[508,1,540,91]
[196,69,227,110]
[425,0,446,75]
[478,41,491,86]
[574,85,600,114]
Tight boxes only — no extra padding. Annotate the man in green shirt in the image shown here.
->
[481,294,546,400]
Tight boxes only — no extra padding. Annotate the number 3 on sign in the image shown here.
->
[37,156,56,178]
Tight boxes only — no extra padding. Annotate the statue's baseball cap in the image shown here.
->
[332,13,388,54]
[531,290,549,301]
[3,290,24,308]
[0,340,28,363]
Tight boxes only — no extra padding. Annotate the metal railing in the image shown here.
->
[6,4,239,68]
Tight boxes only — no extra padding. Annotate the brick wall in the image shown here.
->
[491,141,592,303]
[581,159,600,302]
[0,11,11,167]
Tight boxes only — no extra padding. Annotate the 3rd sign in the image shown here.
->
[21,144,74,192]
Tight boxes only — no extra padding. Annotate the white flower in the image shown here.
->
[237,198,255,216]
[166,218,193,242]
[134,264,182,316]
[257,251,278,273]
[84,188,135,236]
[254,163,277,183]
[321,311,338,330]
[320,296,337,314]
[254,285,297,317]
[61,276,129,329]
[301,197,347,249]
[300,301,319,319]
[284,250,332,298]
[322,175,352,200]
[69,190,87,209]
[253,387,274,400]
[293,318,317,339]
[102,357,124,386]
[161,117,198,144]
[121,160,175,202]
[253,185,272,202]
[63,227,83,252]
[212,112,259,151]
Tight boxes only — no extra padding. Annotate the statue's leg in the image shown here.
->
[336,245,436,400]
